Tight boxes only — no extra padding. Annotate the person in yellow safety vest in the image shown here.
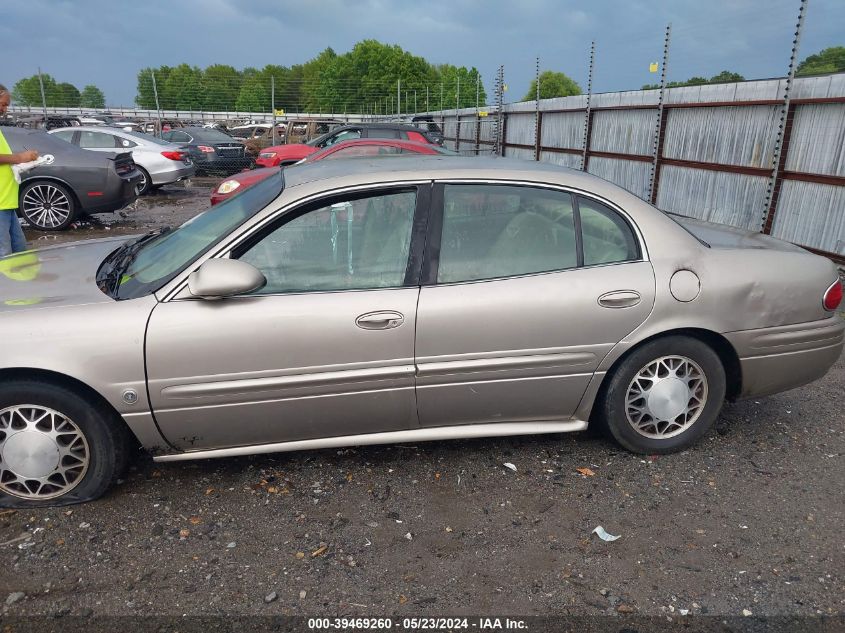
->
[0,83,39,257]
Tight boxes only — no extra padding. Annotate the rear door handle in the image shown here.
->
[598,290,641,309]
[355,311,405,330]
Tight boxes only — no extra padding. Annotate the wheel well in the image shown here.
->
[599,328,743,402]
[19,178,81,214]
[0,367,131,431]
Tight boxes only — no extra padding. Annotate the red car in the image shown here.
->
[211,138,456,205]
[254,123,439,168]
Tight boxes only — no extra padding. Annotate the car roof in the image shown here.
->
[283,155,611,193]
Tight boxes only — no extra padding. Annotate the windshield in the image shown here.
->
[107,171,284,300]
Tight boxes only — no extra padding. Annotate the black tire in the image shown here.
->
[0,380,130,508]
[594,336,726,454]
[19,180,78,231]
[136,167,152,196]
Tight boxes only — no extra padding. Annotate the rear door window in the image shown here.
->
[79,131,119,148]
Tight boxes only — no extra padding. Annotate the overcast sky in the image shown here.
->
[2,0,843,108]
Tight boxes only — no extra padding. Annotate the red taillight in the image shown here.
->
[197,145,216,153]
[161,150,184,161]
[823,280,843,311]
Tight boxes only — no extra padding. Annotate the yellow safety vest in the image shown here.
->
[0,130,18,211]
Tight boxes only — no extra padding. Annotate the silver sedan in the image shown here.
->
[0,157,841,506]
[49,126,195,195]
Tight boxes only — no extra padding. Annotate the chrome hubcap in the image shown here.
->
[0,405,89,500]
[137,171,148,194]
[625,355,707,439]
[22,185,71,228]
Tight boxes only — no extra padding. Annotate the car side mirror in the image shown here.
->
[187,258,266,300]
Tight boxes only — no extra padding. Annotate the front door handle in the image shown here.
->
[355,311,405,330]
[598,290,641,309]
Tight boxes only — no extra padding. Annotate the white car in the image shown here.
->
[49,126,195,195]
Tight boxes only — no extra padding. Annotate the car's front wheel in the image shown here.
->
[19,181,77,231]
[595,336,726,454]
[0,381,129,507]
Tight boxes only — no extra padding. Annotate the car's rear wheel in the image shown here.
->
[19,181,77,231]
[0,381,129,507]
[595,336,726,454]
[135,167,152,196]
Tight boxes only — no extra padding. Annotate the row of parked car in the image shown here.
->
[2,120,448,230]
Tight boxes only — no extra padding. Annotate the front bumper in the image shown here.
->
[725,316,845,398]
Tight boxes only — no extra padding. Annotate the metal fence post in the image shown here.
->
[581,41,595,171]
[761,0,808,234]
[648,24,672,204]
[534,57,541,161]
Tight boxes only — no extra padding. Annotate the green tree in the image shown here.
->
[56,82,81,107]
[80,85,106,109]
[796,46,845,76]
[522,70,581,101]
[709,70,744,83]
[202,64,241,111]
[642,70,745,90]
[12,74,58,107]
[161,64,203,110]
[136,66,171,109]
[434,64,485,111]
[235,75,269,112]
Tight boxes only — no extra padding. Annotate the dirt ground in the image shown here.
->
[3,181,844,623]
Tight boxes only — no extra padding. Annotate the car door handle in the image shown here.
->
[598,290,642,309]
[355,311,405,330]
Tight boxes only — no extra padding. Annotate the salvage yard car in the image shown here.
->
[255,123,440,168]
[210,138,458,205]
[49,127,195,195]
[3,127,141,231]
[0,157,841,506]
[160,127,252,175]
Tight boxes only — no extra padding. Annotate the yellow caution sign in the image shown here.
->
[649,62,659,73]
[274,109,286,116]
[478,111,488,117]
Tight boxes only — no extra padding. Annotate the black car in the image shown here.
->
[2,128,142,231]
[411,115,445,145]
[160,127,252,175]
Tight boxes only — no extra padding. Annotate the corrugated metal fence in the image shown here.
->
[429,74,845,261]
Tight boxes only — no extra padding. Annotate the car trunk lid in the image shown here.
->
[673,215,809,254]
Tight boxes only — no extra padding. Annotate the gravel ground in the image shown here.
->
[3,182,844,621]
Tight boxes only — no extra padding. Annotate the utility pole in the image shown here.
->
[426,85,429,112]
[151,70,162,137]
[648,24,672,203]
[271,75,276,145]
[440,82,444,111]
[397,79,401,116]
[414,90,417,113]
[37,67,48,120]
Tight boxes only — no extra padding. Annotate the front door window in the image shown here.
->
[238,189,417,294]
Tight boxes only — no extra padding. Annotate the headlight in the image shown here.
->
[217,180,241,194]
[259,152,277,159]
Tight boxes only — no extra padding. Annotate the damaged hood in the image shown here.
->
[673,215,808,254]
[0,235,132,312]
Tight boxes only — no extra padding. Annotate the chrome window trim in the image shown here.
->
[158,179,431,302]
[434,178,649,262]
